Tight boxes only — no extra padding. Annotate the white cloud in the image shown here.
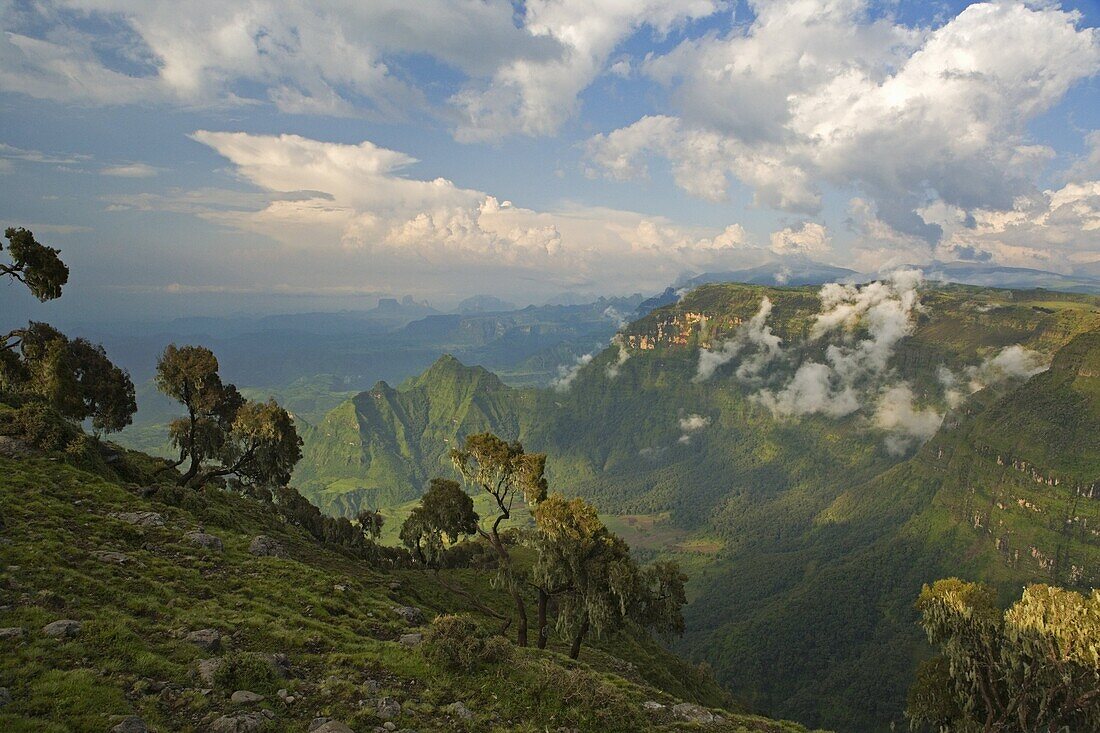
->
[873,383,943,455]
[695,296,782,382]
[169,130,759,300]
[101,163,158,178]
[587,0,1100,246]
[677,412,710,444]
[770,222,830,257]
[551,352,594,392]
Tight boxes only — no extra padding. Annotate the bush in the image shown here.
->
[422,614,511,672]
[2,401,78,451]
[212,652,279,695]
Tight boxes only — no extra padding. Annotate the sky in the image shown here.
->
[2,0,1099,321]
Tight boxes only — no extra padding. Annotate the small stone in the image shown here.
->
[392,606,424,625]
[231,690,264,704]
[285,696,294,704]
[383,723,397,731]
[376,696,401,720]
[445,701,473,720]
[387,581,402,591]
[111,715,148,733]
[363,679,381,694]
[308,718,330,732]
[642,700,665,712]
[0,687,10,708]
[94,551,133,565]
[185,628,222,652]
[0,627,26,641]
[276,688,288,700]
[111,511,164,527]
[398,632,422,647]
[208,712,270,732]
[42,619,82,639]
[312,722,354,733]
[248,535,287,558]
[184,531,224,551]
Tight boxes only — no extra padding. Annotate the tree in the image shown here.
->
[400,478,479,566]
[357,508,384,541]
[908,578,1100,733]
[156,345,300,489]
[155,344,244,485]
[532,493,687,658]
[452,432,547,646]
[1,227,69,302]
[1,321,136,432]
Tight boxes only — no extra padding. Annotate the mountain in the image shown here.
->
[679,261,862,288]
[922,261,1100,293]
[456,294,517,313]
[294,281,1100,730]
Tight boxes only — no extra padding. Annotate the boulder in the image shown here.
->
[0,627,26,641]
[231,690,265,704]
[311,722,354,733]
[94,551,133,565]
[398,633,422,647]
[110,716,148,733]
[42,619,82,639]
[392,606,425,625]
[672,702,714,723]
[111,511,164,527]
[184,531,224,552]
[248,535,287,558]
[445,701,473,720]
[376,696,401,720]
[196,657,223,686]
[208,711,271,732]
[185,628,222,652]
[642,701,666,712]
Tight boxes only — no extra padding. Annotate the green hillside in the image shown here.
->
[292,282,1100,730]
[0,445,824,732]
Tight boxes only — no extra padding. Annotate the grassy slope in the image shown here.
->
[0,452,820,733]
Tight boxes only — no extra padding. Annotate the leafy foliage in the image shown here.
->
[1,226,69,302]
[399,478,478,565]
[420,614,511,672]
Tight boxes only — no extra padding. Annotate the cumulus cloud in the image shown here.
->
[161,130,760,301]
[757,270,924,417]
[677,413,710,444]
[587,0,1100,250]
[695,296,783,382]
[873,383,944,455]
[551,351,595,392]
[938,344,1049,406]
[769,222,831,257]
[606,336,631,379]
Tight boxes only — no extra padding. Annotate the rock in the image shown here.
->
[0,687,10,707]
[42,619,82,639]
[265,652,291,677]
[672,702,714,723]
[184,531,224,551]
[363,679,381,694]
[94,550,133,565]
[231,690,265,704]
[185,628,222,652]
[111,715,148,733]
[392,606,425,625]
[0,627,26,641]
[383,723,396,732]
[308,718,330,732]
[376,696,401,720]
[312,722,354,733]
[445,701,473,720]
[196,657,223,686]
[208,712,270,732]
[248,535,287,558]
[111,511,164,527]
[642,701,665,712]
[398,633,422,647]
[387,581,402,592]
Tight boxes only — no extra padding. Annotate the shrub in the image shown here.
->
[422,614,511,672]
[212,652,279,695]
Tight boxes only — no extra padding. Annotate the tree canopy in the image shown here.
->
[400,478,479,566]
[908,578,1100,732]
[1,227,69,302]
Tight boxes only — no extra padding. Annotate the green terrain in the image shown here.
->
[289,282,1100,731]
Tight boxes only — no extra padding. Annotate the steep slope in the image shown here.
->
[294,282,1099,730]
[0,450,820,733]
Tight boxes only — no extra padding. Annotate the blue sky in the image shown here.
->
[2,0,1099,321]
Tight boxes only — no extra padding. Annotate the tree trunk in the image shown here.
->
[537,588,550,650]
[569,617,589,660]
[488,527,528,647]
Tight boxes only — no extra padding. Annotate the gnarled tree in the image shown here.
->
[452,432,547,646]
[1,227,69,303]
